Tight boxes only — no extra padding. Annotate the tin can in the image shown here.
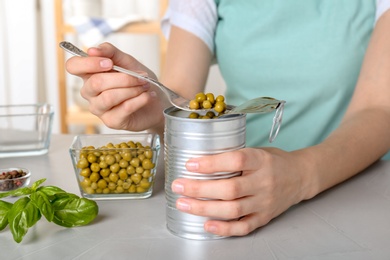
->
[164,107,246,240]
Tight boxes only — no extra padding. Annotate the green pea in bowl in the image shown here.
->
[69,133,161,200]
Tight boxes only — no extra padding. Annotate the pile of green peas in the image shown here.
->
[188,111,219,119]
[188,92,227,119]
[76,141,156,195]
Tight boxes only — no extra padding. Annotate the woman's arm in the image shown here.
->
[161,25,214,100]
[171,9,390,237]
[302,9,390,198]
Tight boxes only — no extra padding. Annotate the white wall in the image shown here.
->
[0,0,38,105]
[1,0,226,134]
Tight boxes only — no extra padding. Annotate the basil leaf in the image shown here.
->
[9,187,33,197]
[0,191,13,199]
[8,197,41,243]
[31,178,47,191]
[54,192,79,200]
[37,186,66,201]
[0,187,32,199]
[0,200,12,231]
[52,195,98,228]
[30,191,54,222]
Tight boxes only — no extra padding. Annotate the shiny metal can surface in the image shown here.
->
[164,107,246,240]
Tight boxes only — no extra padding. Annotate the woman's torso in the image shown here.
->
[214,0,376,150]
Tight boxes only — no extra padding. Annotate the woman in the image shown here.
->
[65,0,390,237]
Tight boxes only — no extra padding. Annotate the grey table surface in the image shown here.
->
[1,134,390,260]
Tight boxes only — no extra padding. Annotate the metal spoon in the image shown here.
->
[59,41,285,116]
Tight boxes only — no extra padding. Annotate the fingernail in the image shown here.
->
[186,161,199,171]
[142,83,150,90]
[90,46,101,51]
[149,91,157,98]
[172,181,184,194]
[205,224,218,233]
[177,200,191,211]
[100,59,112,68]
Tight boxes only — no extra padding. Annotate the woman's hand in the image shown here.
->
[171,147,311,237]
[65,42,168,133]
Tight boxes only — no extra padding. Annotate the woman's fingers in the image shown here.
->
[172,148,270,200]
[169,147,302,237]
[66,42,149,81]
[99,91,157,130]
[81,72,146,96]
[64,42,165,132]
[175,195,260,220]
[88,42,147,72]
[81,73,151,119]
[86,84,150,115]
[65,56,113,76]
[174,194,277,237]
[185,148,270,174]
[172,173,257,201]
[204,213,271,237]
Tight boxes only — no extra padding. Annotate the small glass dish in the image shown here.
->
[0,104,54,158]
[69,133,161,200]
[0,167,31,192]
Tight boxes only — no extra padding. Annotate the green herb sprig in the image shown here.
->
[0,178,98,243]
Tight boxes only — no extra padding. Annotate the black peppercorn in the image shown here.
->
[0,169,28,191]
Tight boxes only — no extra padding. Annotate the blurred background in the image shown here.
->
[0,0,226,134]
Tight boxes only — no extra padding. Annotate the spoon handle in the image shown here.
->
[59,41,88,57]
[59,41,146,81]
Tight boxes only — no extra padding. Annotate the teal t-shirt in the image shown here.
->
[214,0,376,151]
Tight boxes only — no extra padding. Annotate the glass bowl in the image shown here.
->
[0,167,31,192]
[69,133,161,200]
[0,104,54,158]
